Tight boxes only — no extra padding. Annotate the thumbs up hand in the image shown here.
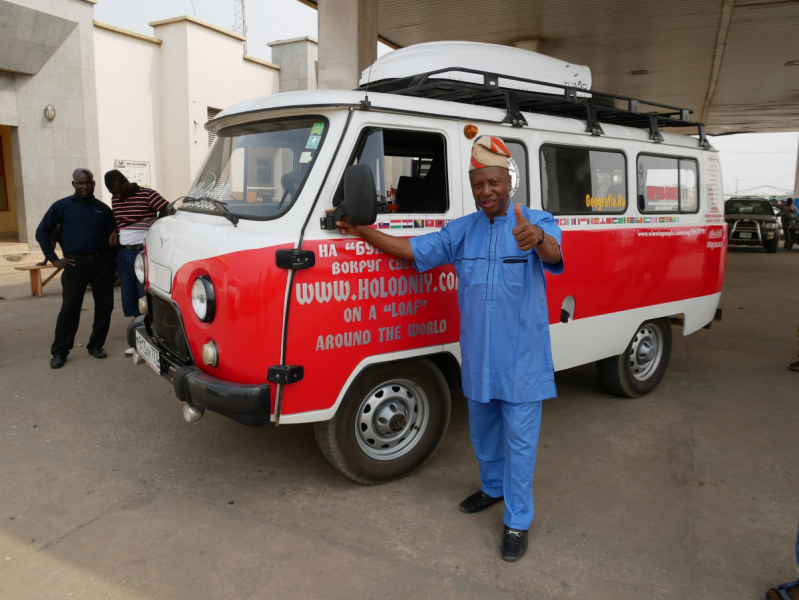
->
[511,203,543,251]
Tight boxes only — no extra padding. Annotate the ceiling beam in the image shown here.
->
[701,0,735,124]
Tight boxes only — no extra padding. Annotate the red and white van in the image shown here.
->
[129,42,726,483]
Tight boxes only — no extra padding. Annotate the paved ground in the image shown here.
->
[1,247,797,600]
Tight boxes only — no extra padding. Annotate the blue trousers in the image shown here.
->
[116,248,144,318]
[467,398,542,530]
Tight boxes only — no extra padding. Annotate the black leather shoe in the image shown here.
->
[459,490,503,514]
[87,347,107,359]
[501,526,528,562]
[50,355,67,369]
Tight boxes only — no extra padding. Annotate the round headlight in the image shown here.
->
[191,277,215,322]
[134,252,146,284]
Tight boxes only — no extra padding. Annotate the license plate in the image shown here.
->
[135,330,161,374]
[739,232,752,239]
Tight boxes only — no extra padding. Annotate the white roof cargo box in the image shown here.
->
[359,41,592,95]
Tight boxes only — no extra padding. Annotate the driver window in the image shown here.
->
[384,129,449,214]
[336,128,449,214]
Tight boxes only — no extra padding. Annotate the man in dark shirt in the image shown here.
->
[36,169,116,369]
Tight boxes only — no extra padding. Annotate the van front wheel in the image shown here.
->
[313,358,451,484]
[596,318,672,398]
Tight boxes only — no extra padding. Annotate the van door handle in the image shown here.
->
[275,249,315,270]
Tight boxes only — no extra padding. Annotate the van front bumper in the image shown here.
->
[128,321,272,427]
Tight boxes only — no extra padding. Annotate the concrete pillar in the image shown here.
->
[317,0,378,91]
[794,134,799,197]
[268,37,318,92]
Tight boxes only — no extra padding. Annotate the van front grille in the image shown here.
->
[149,293,191,363]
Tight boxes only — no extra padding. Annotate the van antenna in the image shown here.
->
[360,20,380,110]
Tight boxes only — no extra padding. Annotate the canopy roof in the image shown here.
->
[301,0,799,135]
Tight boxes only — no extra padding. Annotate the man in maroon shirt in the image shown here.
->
[104,170,171,355]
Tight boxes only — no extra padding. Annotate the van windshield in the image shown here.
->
[179,117,328,220]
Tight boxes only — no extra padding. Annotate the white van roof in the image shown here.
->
[359,41,592,96]
[211,41,711,150]
[209,89,711,152]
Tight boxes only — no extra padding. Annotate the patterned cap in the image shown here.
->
[469,136,511,172]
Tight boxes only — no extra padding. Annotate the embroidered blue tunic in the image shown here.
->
[410,206,564,403]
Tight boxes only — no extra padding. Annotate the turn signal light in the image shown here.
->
[138,297,148,315]
[464,124,478,139]
[202,340,219,367]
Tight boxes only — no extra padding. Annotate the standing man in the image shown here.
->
[335,136,564,561]
[104,170,170,356]
[780,198,797,248]
[36,169,116,368]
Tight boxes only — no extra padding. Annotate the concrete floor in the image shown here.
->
[1,247,797,600]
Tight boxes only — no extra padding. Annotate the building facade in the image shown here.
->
[0,0,318,268]
[94,16,281,202]
[0,0,101,248]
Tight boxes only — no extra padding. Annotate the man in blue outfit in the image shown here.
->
[36,169,116,368]
[335,135,564,561]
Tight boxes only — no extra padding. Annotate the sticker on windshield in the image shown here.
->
[299,151,313,164]
[311,122,325,135]
[306,135,321,150]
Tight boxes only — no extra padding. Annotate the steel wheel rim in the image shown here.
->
[355,378,430,461]
[629,323,664,381]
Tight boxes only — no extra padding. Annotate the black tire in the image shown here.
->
[313,358,451,484]
[596,318,672,398]
[765,239,779,253]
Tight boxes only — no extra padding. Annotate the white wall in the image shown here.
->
[95,27,162,193]
[95,18,280,203]
[184,24,280,188]
[154,22,192,202]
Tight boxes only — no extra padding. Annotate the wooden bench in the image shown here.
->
[15,264,62,297]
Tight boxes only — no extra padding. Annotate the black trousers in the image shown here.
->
[51,251,115,357]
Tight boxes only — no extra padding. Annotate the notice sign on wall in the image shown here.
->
[114,160,150,188]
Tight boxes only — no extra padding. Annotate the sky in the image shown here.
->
[94,0,798,199]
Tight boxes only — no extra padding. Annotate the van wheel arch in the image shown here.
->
[596,317,673,398]
[314,357,451,484]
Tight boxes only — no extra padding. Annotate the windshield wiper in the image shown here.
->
[177,195,239,227]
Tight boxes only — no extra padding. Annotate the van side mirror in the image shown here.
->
[320,164,378,230]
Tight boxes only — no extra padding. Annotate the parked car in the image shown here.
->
[725,198,781,253]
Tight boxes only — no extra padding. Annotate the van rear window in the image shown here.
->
[540,145,627,215]
[637,155,699,213]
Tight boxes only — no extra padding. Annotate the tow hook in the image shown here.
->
[183,403,205,424]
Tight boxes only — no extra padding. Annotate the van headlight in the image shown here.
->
[134,252,146,283]
[191,277,216,322]
[762,222,778,230]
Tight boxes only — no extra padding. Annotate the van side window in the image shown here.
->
[637,155,700,213]
[505,140,529,207]
[384,130,449,214]
[336,128,449,214]
[540,145,627,215]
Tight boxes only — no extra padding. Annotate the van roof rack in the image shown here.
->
[363,67,711,149]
